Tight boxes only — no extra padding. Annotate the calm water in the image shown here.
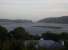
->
[1,22,68,35]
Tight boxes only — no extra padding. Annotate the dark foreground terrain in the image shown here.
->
[0,25,67,50]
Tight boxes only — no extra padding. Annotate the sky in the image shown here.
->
[0,0,68,21]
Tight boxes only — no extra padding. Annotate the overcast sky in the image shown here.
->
[0,0,68,21]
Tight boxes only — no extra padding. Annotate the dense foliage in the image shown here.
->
[0,26,67,50]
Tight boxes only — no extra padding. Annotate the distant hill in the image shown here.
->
[0,19,32,23]
[38,16,68,24]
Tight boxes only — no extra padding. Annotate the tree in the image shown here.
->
[60,32,68,40]
[0,26,8,39]
[12,27,27,40]
[0,26,8,49]
[41,32,60,42]
[9,27,35,49]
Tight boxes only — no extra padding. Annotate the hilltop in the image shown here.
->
[38,16,68,24]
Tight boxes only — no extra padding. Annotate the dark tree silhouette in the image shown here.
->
[12,27,27,40]
[41,32,60,42]
[0,26,8,39]
[60,32,68,40]
[0,26,8,49]
[0,26,65,50]
[9,27,36,50]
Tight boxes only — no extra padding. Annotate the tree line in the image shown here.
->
[0,26,67,50]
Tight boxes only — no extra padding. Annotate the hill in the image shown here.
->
[38,16,68,24]
[0,19,32,23]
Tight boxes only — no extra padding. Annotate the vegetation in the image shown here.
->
[0,26,67,50]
